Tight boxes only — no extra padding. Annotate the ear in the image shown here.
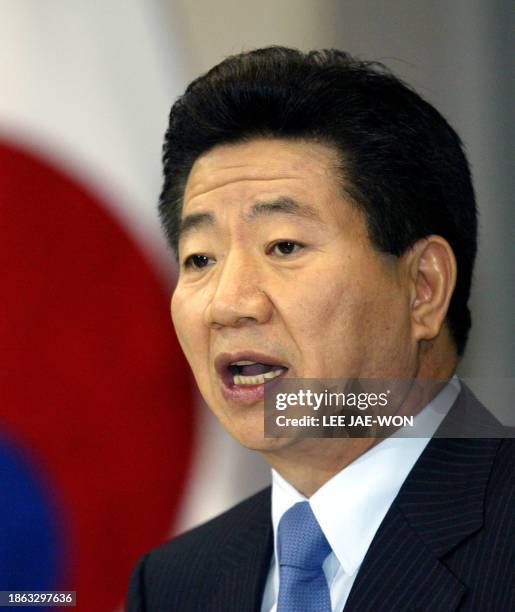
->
[405,236,457,343]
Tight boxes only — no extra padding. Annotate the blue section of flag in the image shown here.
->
[0,432,61,591]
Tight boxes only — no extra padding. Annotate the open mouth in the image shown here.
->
[215,352,289,403]
[228,361,288,386]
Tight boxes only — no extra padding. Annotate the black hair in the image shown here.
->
[159,46,477,356]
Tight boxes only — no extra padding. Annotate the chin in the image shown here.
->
[233,433,295,453]
[207,393,299,452]
[213,409,283,451]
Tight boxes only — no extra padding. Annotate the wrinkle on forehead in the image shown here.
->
[183,138,341,208]
[185,175,301,205]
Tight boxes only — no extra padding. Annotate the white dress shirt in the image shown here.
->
[261,377,461,612]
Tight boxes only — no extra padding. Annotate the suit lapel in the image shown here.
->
[344,436,501,611]
[208,487,273,612]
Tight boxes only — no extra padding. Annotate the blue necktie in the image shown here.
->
[277,501,332,612]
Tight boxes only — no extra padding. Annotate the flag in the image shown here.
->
[0,2,196,609]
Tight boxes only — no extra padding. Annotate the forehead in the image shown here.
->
[183,138,343,212]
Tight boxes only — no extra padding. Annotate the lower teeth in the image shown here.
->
[233,369,284,385]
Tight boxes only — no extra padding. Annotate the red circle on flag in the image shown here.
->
[0,138,196,610]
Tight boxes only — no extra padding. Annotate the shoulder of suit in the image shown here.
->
[436,383,514,437]
[144,486,271,569]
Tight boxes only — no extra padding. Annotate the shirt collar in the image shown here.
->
[271,376,460,576]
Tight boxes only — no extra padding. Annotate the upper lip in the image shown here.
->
[215,351,289,383]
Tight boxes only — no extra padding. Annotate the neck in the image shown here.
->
[263,438,377,497]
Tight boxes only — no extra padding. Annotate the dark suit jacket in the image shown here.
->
[127,387,515,611]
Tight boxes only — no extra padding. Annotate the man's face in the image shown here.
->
[172,138,416,450]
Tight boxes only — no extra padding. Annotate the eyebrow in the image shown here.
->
[178,196,320,242]
[178,212,215,240]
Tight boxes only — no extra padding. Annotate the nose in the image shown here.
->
[204,250,273,329]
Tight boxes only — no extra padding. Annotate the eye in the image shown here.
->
[269,240,304,256]
[183,254,215,270]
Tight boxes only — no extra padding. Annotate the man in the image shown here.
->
[128,47,514,611]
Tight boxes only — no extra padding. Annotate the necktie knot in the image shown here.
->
[278,501,331,570]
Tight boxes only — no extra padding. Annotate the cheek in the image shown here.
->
[170,289,183,330]
[170,288,201,360]
[273,275,355,362]
[285,263,402,350]
[294,269,364,330]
